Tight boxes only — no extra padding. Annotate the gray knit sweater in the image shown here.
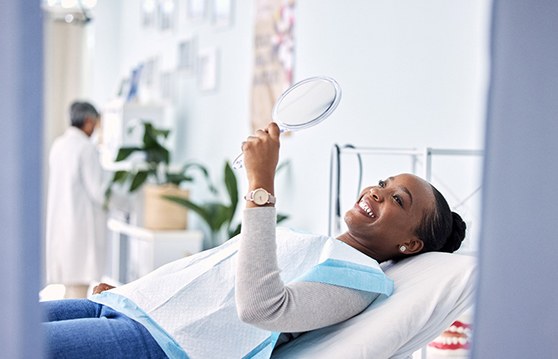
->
[235,207,378,339]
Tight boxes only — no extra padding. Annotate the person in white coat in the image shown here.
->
[46,101,107,298]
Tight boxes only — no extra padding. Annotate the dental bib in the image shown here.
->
[92,228,393,359]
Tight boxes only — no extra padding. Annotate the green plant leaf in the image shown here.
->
[142,122,170,150]
[163,195,212,227]
[145,146,170,164]
[228,223,242,238]
[105,121,179,204]
[103,186,112,209]
[129,171,149,192]
[112,170,129,183]
[142,122,157,148]
[163,158,291,248]
[166,173,193,186]
[164,196,229,233]
[277,213,289,224]
[149,125,170,139]
[115,147,142,162]
[205,202,230,232]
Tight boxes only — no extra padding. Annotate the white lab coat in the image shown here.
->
[46,126,107,285]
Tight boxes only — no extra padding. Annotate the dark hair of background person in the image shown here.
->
[70,101,99,128]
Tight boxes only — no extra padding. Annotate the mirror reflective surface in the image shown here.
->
[232,76,341,169]
[273,76,341,130]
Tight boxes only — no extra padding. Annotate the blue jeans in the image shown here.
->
[41,299,168,358]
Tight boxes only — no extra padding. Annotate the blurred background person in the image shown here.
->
[45,101,107,298]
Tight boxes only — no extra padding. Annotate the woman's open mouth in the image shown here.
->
[357,198,375,218]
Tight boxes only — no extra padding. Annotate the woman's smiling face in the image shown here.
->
[341,173,436,261]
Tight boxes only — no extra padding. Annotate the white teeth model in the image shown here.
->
[358,200,375,218]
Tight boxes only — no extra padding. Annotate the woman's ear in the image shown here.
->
[400,238,424,254]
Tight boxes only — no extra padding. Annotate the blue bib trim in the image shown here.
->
[297,258,394,296]
[91,236,393,359]
[91,292,188,359]
[247,257,394,357]
[242,332,280,359]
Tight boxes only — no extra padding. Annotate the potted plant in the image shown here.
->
[105,121,213,230]
[164,160,289,248]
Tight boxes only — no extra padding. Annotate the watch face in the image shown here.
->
[253,189,269,205]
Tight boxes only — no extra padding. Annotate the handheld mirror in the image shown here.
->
[232,76,342,169]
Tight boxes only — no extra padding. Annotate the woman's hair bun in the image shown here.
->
[440,212,467,253]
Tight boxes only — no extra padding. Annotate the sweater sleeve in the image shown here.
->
[235,207,378,333]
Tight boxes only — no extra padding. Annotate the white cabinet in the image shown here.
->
[107,218,204,283]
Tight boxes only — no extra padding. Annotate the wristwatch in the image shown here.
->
[244,188,276,206]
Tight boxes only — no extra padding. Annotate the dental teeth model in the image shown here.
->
[428,318,472,356]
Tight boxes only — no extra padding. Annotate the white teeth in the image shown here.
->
[358,200,375,218]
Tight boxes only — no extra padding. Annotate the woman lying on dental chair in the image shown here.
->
[42,122,466,359]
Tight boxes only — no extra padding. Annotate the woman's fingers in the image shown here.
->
[92,282,115,295]
[242,123,279,171]
[266,122,281,138]
[242,123,280,151]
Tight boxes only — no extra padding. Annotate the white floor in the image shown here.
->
[39,283,98,301]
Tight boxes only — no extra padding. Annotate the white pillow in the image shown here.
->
[272,252,477,359]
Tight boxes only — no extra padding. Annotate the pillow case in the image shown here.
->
[272,252,477,359]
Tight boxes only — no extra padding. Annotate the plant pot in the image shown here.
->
[143,183,189,230]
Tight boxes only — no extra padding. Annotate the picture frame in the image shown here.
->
[212,0,233,28]
[177,37,196,74]
[141,0,157,28]
[158,0,176,31]
[197,47,218,92]
[187,0,207,21]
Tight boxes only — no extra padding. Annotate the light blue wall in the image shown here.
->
[472,0,558,357]
[0,1,44,357]
[90,0,490,236]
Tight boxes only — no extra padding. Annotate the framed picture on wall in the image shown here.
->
[177,37,196,74]
[141,0,157,27]
[197,47,218,92]
[212,0,233,28]
[187,0,207,20]
[158,0,176,31]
